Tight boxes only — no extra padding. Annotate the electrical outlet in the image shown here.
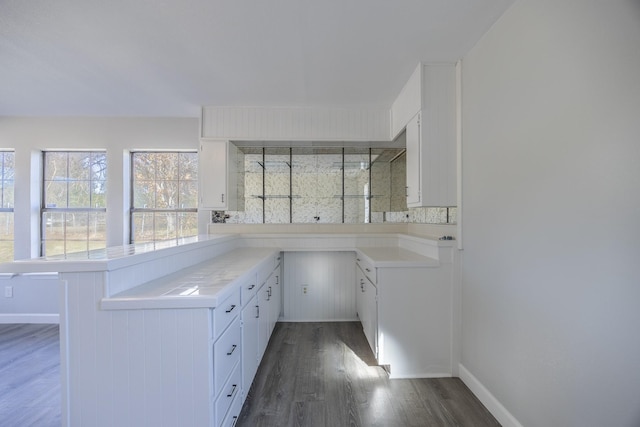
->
[301,284,309,295]
[4,286,13,298]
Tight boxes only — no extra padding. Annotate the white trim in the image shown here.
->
[0,313,59,324]
[459,363,523,427]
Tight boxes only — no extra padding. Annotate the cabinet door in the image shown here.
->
[363,279,378,358]
[241,296,259,398]
[199,139,228,210]
[356,266,365,324]
[268,270,281,335]
[405,112,421,206]
[257,283,270,360]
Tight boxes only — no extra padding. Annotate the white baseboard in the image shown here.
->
[459,363,523,427]
[0,313,60,324]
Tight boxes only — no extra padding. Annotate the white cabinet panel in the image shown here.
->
[282,251,357,321]
[406,112,421,206]
[241,295,259,398]
[356,264,377,357]
[394,63,457,208]
[199,139,241,210]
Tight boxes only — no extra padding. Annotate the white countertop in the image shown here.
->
[101,247,277,310]
[1,232,452,311]
[0,234,237,273]
[357,246,440,268]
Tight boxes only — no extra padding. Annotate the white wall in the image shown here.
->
[460,1,640,426]
[0,117,202,259]
[0,274,59,323]
[0,117,201,321]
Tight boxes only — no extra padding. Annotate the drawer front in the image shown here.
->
[213,317,241,397]
[220,389,243,427]
[356,255,376,284]
[240,276,257,307]
[257,258,274,288]
[215,361,241,427]
[213,288,241,339]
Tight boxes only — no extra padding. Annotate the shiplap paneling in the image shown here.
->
[282,252,357,321]
[201,106,391,141]
[60,271,212,427]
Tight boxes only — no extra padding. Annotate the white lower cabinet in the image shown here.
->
[240,253,282,405]
[356,253,452,379]
[211,289,243,426]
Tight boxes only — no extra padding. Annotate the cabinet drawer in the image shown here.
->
[213,288,240,339]
[213,317,241,397]
[356,255,376,284]
[215,361,241,427]
[240,277,257,307]
[220,389,243,427]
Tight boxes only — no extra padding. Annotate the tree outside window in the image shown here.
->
[42,151,107,257]
[131,152,198,243]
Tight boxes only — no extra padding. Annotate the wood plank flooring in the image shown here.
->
[0,323,60,427]
[0,322,500,427]
[238,322,500,427]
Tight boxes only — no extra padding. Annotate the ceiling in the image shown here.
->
[0,0,514,117]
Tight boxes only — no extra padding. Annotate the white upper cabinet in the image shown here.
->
[199,139,241,210]
[393,63,457,208]
[391,66,422,139]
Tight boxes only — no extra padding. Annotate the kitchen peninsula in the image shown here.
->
[0,230,456,427]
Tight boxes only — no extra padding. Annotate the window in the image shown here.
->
[42,151,107,256]
[0,151,15,262]
[131,152,198,243]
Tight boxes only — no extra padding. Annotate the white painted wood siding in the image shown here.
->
[282,251,357,321]
[201,107,391,141]
[60,271,212,427]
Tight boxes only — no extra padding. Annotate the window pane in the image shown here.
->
[177,212,198,239]
[68,181,90,208]
[130,151,198,243]
[44,181,67,208]
[155,153,179,181]
[89,212,107,242]
[67,152,90,180]
[155,180,178,209]
[44,240,66,257]
[133,181,155,208]
[43,212,66,240]
[179,181,198,208]
[131,212,156,243]
[2,180,14,209]
[154,212,174,241]
[90,152,107,181]
[133,153,157,181]
[45,152,68,180]
[42,151,107,257]
[0,212,14,262]
[179,153,198,181]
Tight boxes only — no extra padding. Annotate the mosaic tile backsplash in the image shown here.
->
[216,149,456,225]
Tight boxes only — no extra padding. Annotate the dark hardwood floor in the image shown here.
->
[0,322,500,427]
[238,322,500,427]
[0,323,60,427]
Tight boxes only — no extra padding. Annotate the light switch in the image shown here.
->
[4,286,13,298]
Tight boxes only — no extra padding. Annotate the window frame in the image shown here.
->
[129,151,198,244]
[41,150,107,257]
